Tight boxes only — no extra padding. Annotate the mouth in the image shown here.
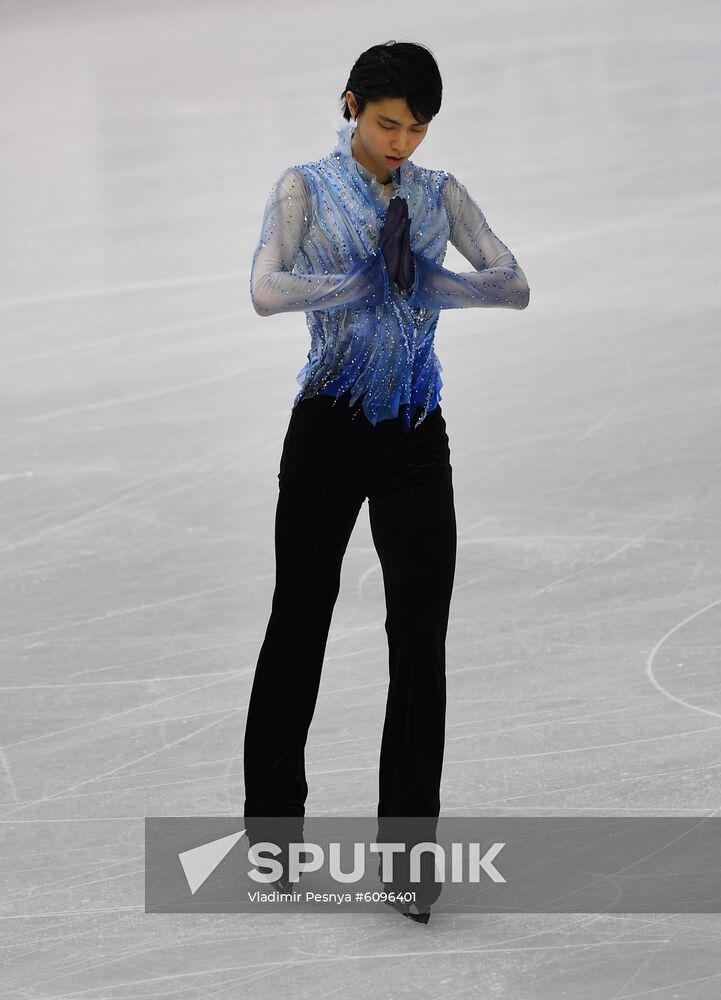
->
[386,156,405,165]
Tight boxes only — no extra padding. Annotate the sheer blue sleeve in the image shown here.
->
[250,167,389,317]
[406,173,530,311]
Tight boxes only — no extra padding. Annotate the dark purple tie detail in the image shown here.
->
[378,197,415,293]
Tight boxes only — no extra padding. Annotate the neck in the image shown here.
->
[351,130,393,185]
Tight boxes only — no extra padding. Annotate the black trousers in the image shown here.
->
[243,390,457,823]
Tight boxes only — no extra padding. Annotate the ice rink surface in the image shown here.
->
[1,0,720,995]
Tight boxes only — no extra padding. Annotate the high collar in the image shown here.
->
[332,118,408,196]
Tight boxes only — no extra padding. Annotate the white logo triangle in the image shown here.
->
[178,828,246,895]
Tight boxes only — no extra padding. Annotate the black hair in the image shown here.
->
[339,40,442,125]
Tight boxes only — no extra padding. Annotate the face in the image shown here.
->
[345,91,429,182]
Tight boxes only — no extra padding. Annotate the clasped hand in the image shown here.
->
[378,196,415,293]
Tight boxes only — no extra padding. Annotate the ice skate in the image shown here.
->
[273,871,302,892]
[384,896,432,924]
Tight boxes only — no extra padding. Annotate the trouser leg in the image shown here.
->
[243,399,364,819]
[368,406,457,819]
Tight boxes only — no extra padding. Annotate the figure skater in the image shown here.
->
[243,39,530,922]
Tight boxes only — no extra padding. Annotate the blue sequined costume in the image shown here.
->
[250,119,530,431]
